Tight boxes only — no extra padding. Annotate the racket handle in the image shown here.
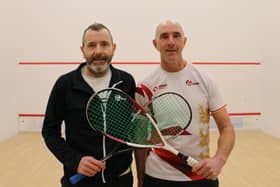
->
[178,153,199,167]
[68,152,112,184]
[178,153,217,180]
[69,174,85,184]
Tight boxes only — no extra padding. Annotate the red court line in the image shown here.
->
[228,112,261,116]
[18,62,261,65]
[18,62,159,65]
[18,114,45,117]
[19,62,81,65]
[18,113,261,117]
[192,62,261,65]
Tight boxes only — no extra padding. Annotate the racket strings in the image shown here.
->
[146,93,192,139]
[87,90,164,146]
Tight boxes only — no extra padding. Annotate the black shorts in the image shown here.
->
[143,174,219,187]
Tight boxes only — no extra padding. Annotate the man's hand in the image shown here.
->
[192,156,225,179]
[77,156,106,177]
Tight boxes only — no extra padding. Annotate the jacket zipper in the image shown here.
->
[101,81,123,183]
[101,136,106,183]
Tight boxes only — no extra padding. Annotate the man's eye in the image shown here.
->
[160,34,169,39]
[173,33,182,38]
[101,42,109,47]
[88,44,96,48]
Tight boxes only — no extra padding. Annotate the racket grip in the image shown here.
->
[178,153,217,181]
[178,153,199,167]
[69,174,85,184]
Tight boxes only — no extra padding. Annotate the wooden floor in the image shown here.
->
[0,129,280,187]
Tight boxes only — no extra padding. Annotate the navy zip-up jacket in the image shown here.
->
[42,63,136,186]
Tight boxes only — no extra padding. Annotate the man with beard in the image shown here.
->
[42,23,136,187]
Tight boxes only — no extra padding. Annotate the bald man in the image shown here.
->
[134,20,235,187]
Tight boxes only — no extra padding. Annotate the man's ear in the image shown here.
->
[153,39,157,49]
[113,43,116,51]
[184,36,187,45]
[80,46,85,58]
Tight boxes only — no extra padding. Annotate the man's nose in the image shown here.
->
[93,45,103,55]
[167,36,175,45]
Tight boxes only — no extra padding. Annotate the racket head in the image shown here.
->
[145,92,192,141]
[86,88,164,147]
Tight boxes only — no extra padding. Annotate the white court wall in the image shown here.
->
[260,2,280,138]
[1,0,279,140]
[0,1,22,140]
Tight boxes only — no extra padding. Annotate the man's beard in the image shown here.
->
[86,55,113,76]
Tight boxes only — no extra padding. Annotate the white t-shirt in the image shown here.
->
[135,63,226,181]
[82,69,112,92]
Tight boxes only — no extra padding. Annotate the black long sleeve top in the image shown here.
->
[42,63,136,186]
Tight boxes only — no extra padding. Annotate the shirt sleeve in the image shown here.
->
[206,73,227,113]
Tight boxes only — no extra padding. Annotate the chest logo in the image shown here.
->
[186,80,200,86]
[152,84,168,92]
